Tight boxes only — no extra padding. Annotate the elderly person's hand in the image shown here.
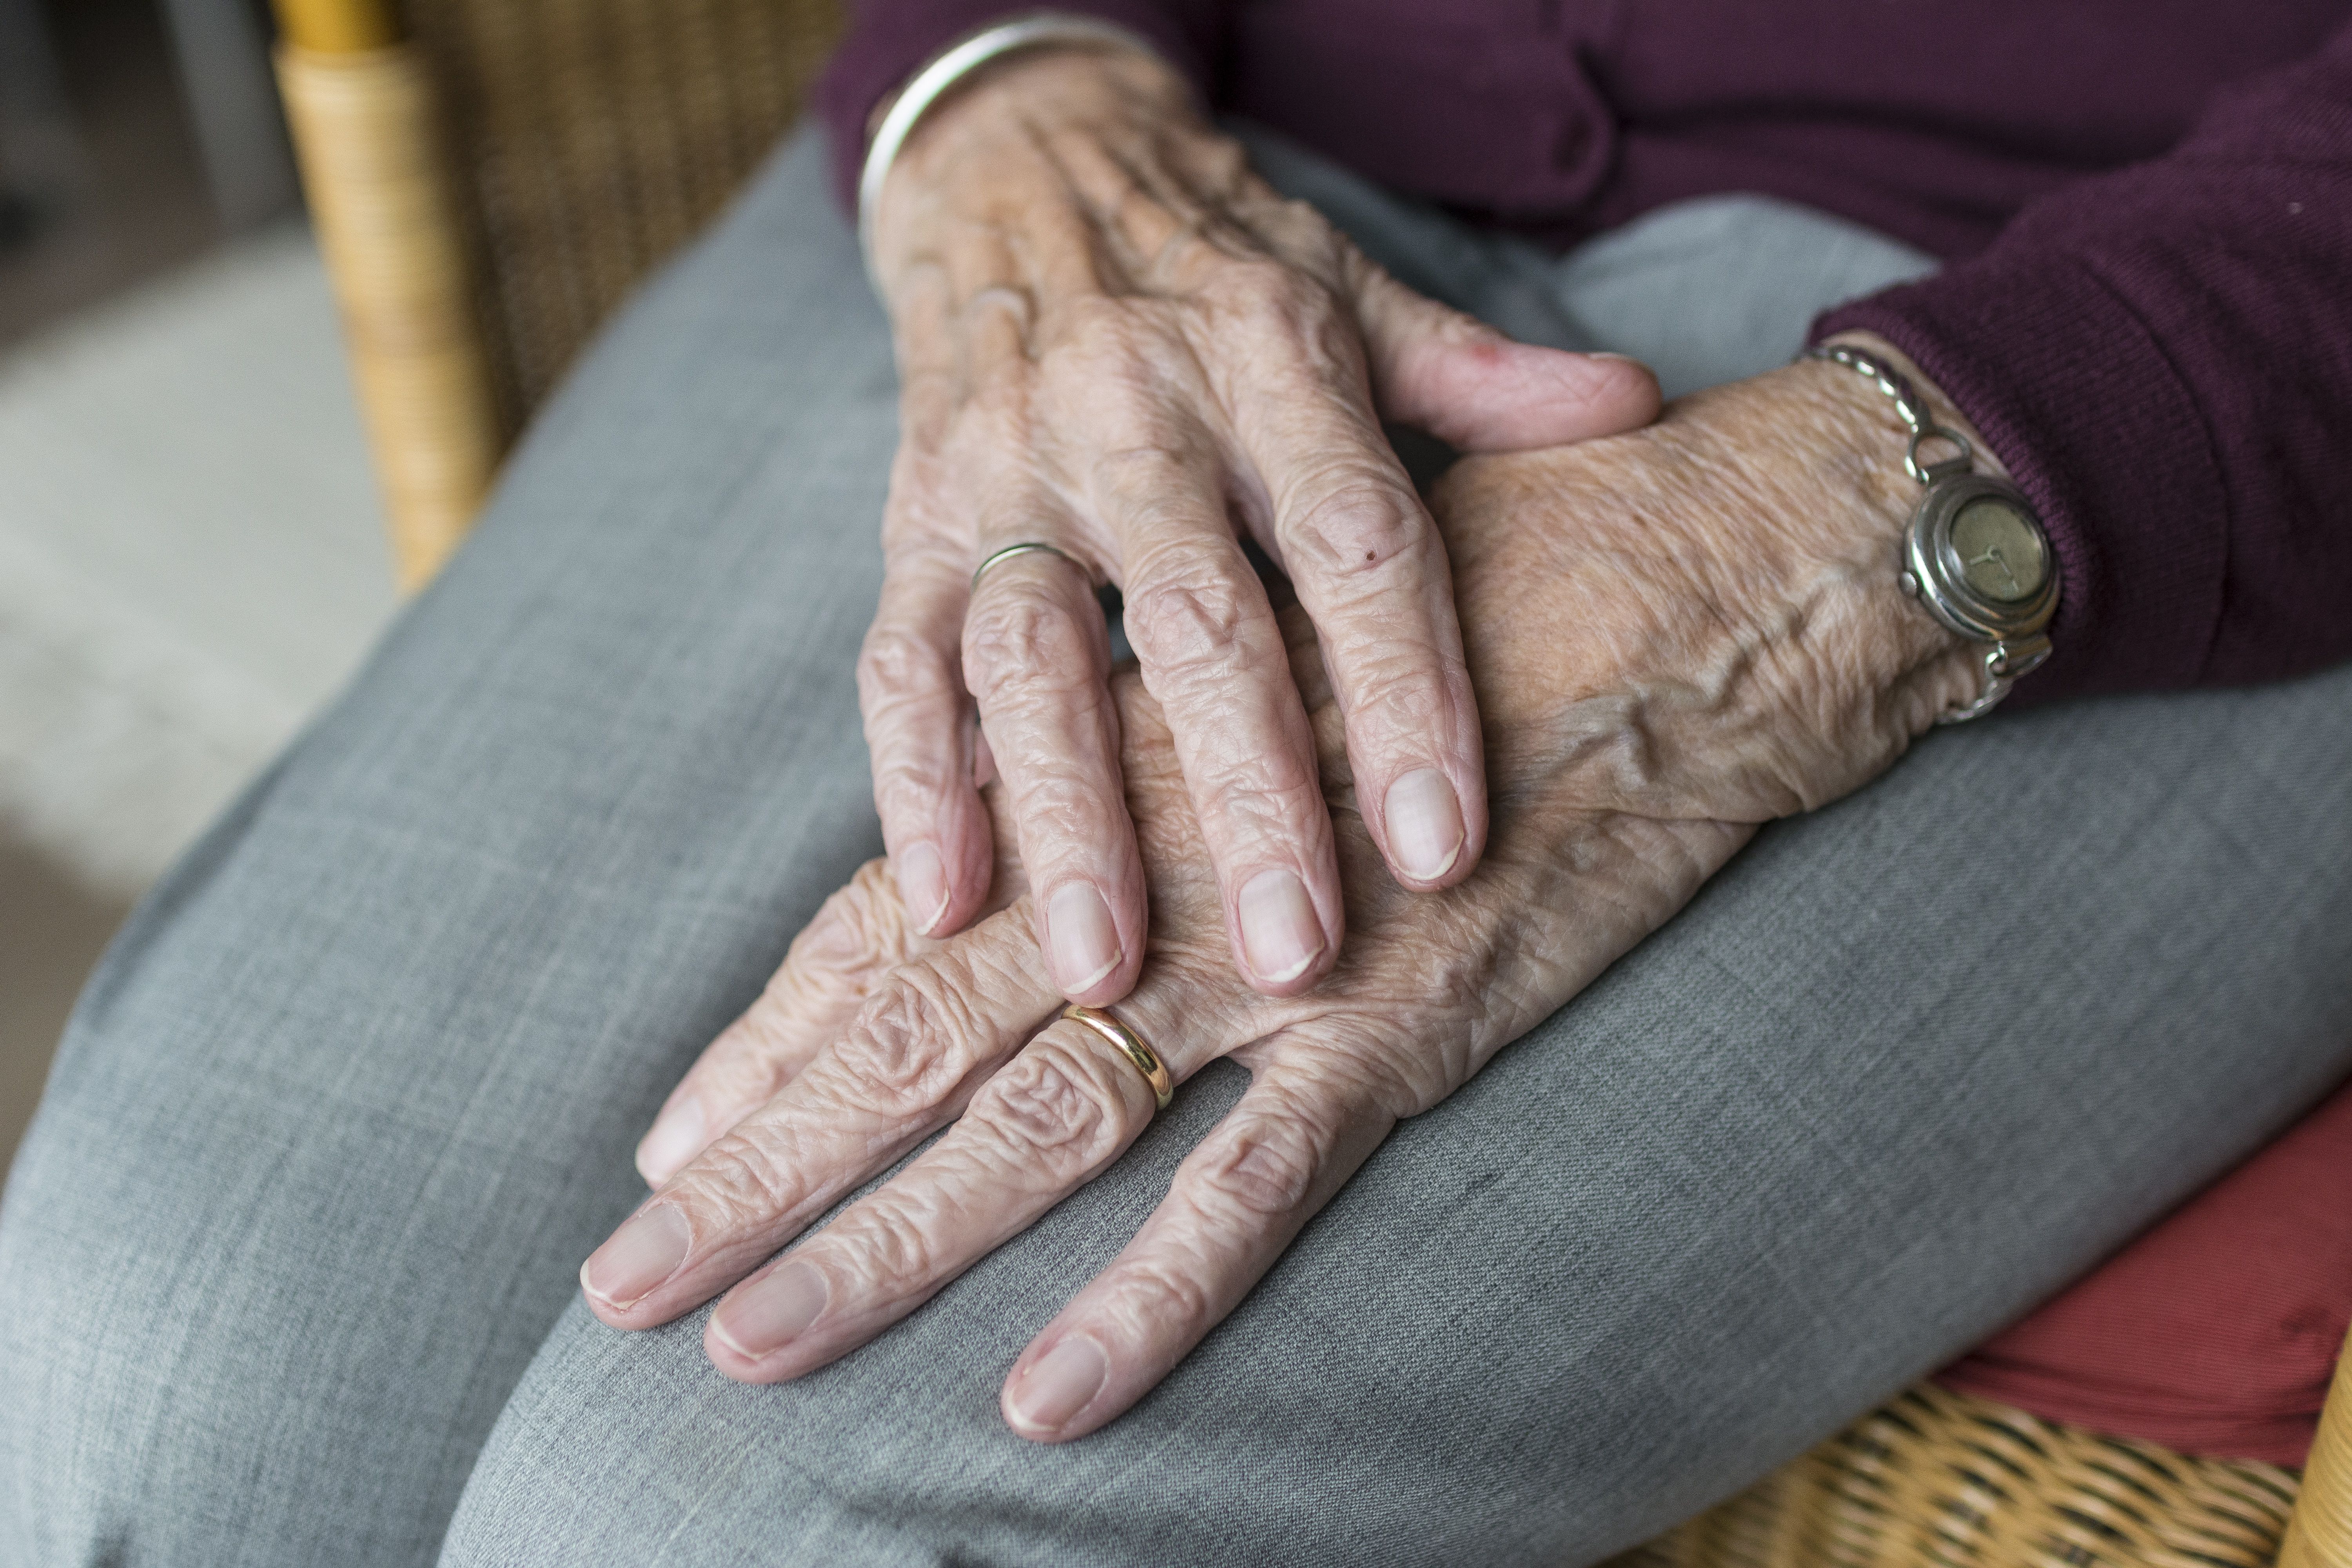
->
[858,42,1659,1004]
[590,337,1987,1439]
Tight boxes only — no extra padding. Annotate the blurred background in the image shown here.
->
[0,0,397,1183]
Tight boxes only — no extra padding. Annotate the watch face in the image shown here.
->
[1908,474,2058,642]
[1948,495,2049,604]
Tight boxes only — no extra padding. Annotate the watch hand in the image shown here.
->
[1965,544,2021,594]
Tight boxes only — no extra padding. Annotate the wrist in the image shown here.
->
[1819,331,2009,482]
[1755,356,1993,731]
[866,35,1177,142]
[869,45,1195,284]
[1799,336,2054,725]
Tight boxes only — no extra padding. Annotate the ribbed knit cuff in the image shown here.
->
[1816,253,2229,704]
[815,2,1212,214]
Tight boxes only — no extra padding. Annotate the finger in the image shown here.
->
[701,963,1252,1381]
[962,542,1147,1005]
[702,1017,1155,1381]
[1095,436,1341,994]
[636,858,921,1187]
[1226,341,1487,895]
[1346,256,1662,451]
[858,541,994,941]
[949,275,1148,1007]
[579,902,1060,1329]
[1000,1046,1394,1442]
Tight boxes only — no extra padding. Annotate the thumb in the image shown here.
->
[1350,263,1661,452]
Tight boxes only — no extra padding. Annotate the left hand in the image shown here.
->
[584,340,1989,1441]
[858,44,1661,1004]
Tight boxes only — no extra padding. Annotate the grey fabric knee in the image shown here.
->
[0,128,901,1568]
[2,121,2347,1568]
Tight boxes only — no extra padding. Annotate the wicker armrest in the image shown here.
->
[1624,1324,2352,1568]
[273,0,841,588]
[274,0,501,588]
[2281,1323,2352,1567]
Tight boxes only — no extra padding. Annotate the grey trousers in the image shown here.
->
[4,126,2350,1568]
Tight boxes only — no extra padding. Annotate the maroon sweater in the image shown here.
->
[819,3,2352,702]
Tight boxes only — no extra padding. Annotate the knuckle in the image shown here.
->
[1193,739,1323,838]
[867,748,962,828]
[1289,1019,1450,1119]
[1196,139,1253,198]
[786,860,908,981]
[1213,254,1327,323]
[1283,470,1430,581]
[1259,195,1344,259]
[873,780,962,846]
[669,1130,798,1230]
[1342,657,1451,742]
[1053,298,1173,390]
[1088,437,1209,526]
[701,1012,802,1107]
[857,622,955,705]
[1190,1116,1323,1219]
[964,582,1100,702]
[829,1194,946,1289]
[833,974,985,1111]
[1117,1254,1221,1332]
[974,1038,1131,1176]
[1269,192,1333,231]
[1123,560,1256,677]
[959,281,1037,339]
[1059,293,1138,355]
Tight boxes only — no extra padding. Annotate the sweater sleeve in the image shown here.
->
[1815,22,2352,702]
[814,0,1230,212]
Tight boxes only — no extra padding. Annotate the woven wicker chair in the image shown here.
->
[270,0,839,584]
[267,3,2352,1561]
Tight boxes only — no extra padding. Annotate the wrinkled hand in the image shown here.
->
[860,44,1658,1003]
[590,341,1985,1441]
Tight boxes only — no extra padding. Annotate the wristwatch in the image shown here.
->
[1805,343,2059,723]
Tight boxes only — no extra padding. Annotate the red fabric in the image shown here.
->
[1939,1076,2352,1468]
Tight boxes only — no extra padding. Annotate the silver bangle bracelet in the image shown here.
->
[855,13,1161,291]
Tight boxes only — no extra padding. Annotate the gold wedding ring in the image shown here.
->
[1063,1004,1174,1111]
[971,540,1088,593]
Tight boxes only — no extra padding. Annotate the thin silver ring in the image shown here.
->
[971,540,1089,593]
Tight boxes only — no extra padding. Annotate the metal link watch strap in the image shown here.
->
[1804,343,2053,724]
[1807,342,1978,486]
[1946,641,2046,724]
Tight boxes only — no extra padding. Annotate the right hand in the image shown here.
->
[858,42,1659,1006]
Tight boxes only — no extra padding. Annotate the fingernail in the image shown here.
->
[711,1260,828,1359]
[635,1096,706,1187]
[1385,768,1465,882]
[1047,881,1122,994]
[897,842,950,934]
[1588,351,1639,363]
[581,1203,690,1309]
[1005,1336,1107,1435]
[1238,868,1324,985]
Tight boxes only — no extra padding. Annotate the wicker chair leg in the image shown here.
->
[272,0,504,590]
